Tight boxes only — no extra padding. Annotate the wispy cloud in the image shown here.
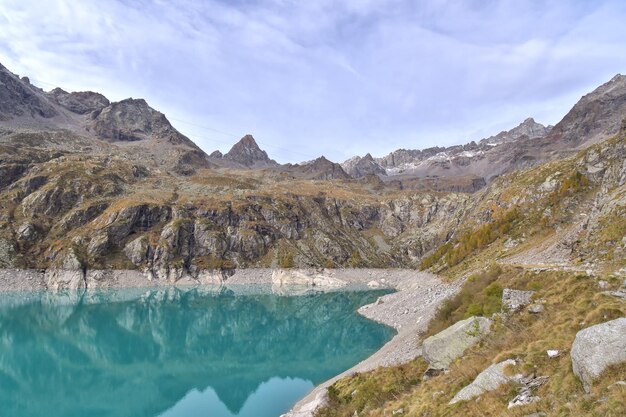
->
[1,0,625,162]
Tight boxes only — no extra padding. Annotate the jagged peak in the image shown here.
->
[224,134,276,167]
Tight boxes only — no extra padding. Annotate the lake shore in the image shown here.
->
[282,269,461,417]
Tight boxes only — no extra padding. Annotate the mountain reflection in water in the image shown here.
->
[0,285,394,417]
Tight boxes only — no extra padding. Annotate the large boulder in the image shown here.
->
[422,316,492,370]
[449,359,517,404]
[571,318,626,392]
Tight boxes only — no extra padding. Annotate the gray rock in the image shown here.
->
[44,269,85,290]
[124,236,151,266]
[0,237,17,268]
[503,288,534,311]
[16,222,39,243]
[508,375,548,409]
[422,316,492,370]
[571,318,626,392]
[449,359,516,404]
[528,304,545,314]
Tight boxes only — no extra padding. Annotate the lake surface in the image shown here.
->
[0,286,394,417]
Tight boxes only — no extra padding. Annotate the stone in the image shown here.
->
[124,236,151,265]
[508,375,548,409]
[16,222,39,243]
[528,304,545,314]
[547,350,560,358]
[502,289,534,311]
[422,316,492,370]
[571,318,626,393]
[449,359,516,404]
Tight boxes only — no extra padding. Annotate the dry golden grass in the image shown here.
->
[315,267,626,417]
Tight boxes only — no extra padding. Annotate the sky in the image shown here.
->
[1,0,626,164]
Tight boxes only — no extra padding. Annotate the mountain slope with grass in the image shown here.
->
[314,121,626,417]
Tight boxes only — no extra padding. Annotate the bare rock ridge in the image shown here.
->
[88,98,201,148]
[0,62,209,174]
[343,153,387,178]
[546,74,626,147]
[294,156,351,180]
[0,63,58,120]
[47,88,110,115]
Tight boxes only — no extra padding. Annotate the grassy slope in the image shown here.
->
[315,134,626,416]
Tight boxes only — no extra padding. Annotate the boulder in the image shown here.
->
[502,289,534,311]
[571,318,626,392]
[124,236,151,265]
[422,316,492,369]
[449,359,516,404]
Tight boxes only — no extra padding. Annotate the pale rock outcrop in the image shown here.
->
[422,316,492,370]
[571,318,626,392]
[449,359,517,404]
[44,249,85,290]
[502,289,534,311]
[271,269,347,288]
[124,236,151,265]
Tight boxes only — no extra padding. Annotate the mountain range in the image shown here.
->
[1,61,626,283]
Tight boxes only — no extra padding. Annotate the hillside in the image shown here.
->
[312,119,626,417]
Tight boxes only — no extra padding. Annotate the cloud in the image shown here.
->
[1,0,626,162]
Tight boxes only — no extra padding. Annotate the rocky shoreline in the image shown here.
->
[283,269,461,417]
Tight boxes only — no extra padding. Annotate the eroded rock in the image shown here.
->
[422,316,492,370]
[449,359,516,404]
[571,318,626,392]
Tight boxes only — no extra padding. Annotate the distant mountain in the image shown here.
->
[545,74,626,148]
[341,153,387,178]
[0,62,209,175]
[209,134,278,168]
[290,156,351,180]
[341,118,553,187]
[1,60,626,277]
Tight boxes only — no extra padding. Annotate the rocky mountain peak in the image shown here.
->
[224,135,276,167]
[295,156,350,180]
[342,153,386,178]
[48,88,110,115]
[0,62,58,120]
[546,73,626,146]
[88,98,194,147]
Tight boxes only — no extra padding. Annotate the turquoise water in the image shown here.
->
[0,286,394,417]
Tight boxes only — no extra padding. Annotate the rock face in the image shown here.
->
[223,134,277,167]
[0,63,58,119]
[296,156,351,180]
[355,117,553,187]
[502,289,535,311]
[89,98,197,147]
[422,316,492,370]
[449,359,516,404]
[480,118,552,146]
[342,153,387,178]
[548,74,626,147]
[48,88,110,115]
[571,318,626,393]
